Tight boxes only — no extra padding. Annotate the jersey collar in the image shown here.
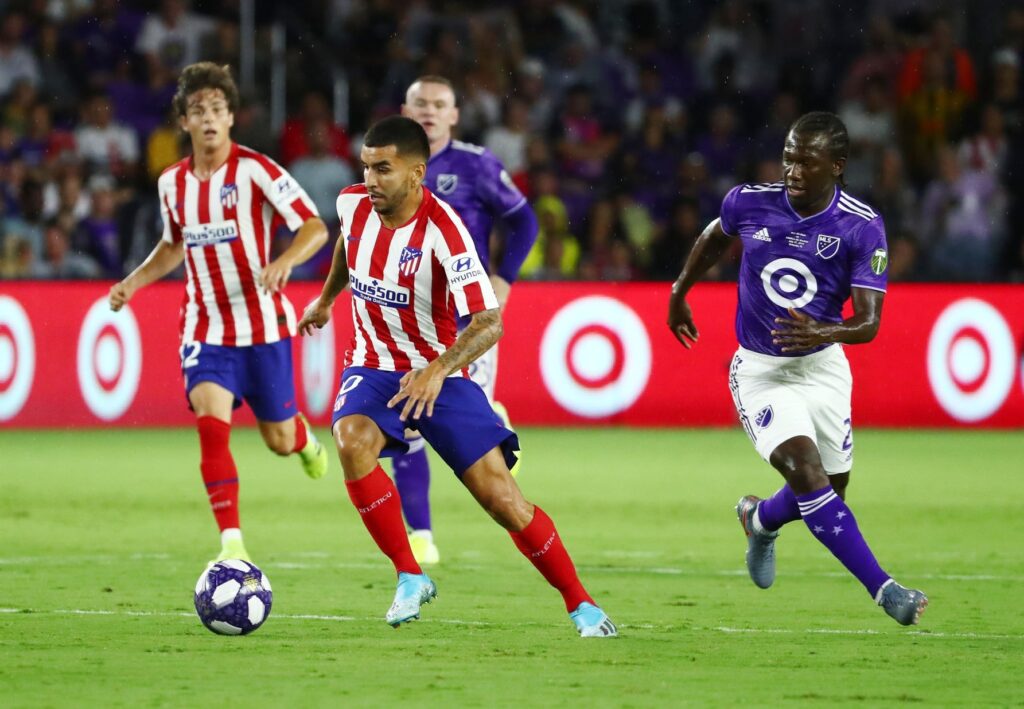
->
[783,185,839,224]
[428,140,453,164]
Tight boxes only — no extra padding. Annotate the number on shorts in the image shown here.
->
[180,341,202,369]
[339,374,363,395]
[841,417,853,451]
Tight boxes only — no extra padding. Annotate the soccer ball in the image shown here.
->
[194,559,273,635]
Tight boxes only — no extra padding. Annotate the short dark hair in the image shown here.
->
[411,75,456,103]
[363,116,430,163]
[789,111,849,163]
[173,62,240,116]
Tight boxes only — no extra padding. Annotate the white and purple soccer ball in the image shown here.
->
[194,559,273,636]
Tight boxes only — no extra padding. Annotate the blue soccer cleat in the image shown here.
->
[385,572,437,627]
[569,602,617,637]
[737,495,778,589]
[877,579,929,626]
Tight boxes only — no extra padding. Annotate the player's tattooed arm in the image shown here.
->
[387,308,503,421]
[298,235,349,335]
[667,218,732,348]
[771,288,885,352]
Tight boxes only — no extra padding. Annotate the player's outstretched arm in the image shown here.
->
[667,218,732,349]
[387,308,503,421]
[297,230,349,336]
[260,217,329,293]
[109,240,185,311]
[771,288,885,352]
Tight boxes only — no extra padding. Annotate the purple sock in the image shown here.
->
[797,485,891,598]
[393,440,431,531]
[757,485,801,532]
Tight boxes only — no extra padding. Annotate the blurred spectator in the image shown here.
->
[624,65,684,135]
[675,152,719,224]
[107,58,177,142]
[867,147,918,238]
[135,0,215,80]
[43,168,90,222]
[0,233,32,277]
[617,104,685,220]
[898,15,977,103]
[74,94,140,181]
[71,0,143,88]
[484,97,530,177]
[521,167,579,279]
[456,70,502,143]
[3,81,37,135]
[898,49,973,184]
[516,58,556,134]
[648,198,701,280]
[146,109,184,180]
[2,179,46,260]
[695,0,771,95]
[73,174,122,277]
[695,104,744,197]
[839,74,896,193]
[289,120,355,225]
[35,21,79,113]
[17,102,75,168]
[887,230,923,282]
[958,103,1007,176]
[279,91,351,168]
[920,146,1006,281]
[0,13,40,99]
[841,15,904,101]
[32,217,100,279]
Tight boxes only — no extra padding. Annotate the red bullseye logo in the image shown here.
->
[540,296,651,418]
[927,298,1014,423]
[77,299,142,420]
[0,296,35,421]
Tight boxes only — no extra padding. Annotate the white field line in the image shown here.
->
[0,607,1021,640]
[0,555,1019,583]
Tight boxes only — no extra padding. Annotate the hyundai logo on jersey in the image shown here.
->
[755,405,774,428]
[453,256,475,272]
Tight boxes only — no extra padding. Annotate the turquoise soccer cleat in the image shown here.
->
[385,572,437,627]
[569,602,618,637]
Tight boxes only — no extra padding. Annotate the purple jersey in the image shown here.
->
[425,140,528,275]
[720,182,888,357]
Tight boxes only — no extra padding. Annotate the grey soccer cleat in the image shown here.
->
[736,495,779,589]
[877,580,928,626]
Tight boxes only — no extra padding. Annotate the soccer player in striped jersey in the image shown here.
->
[667,112,928,625]
[394,76,538,566]
[298,116,615,636]
[108,62,330,564]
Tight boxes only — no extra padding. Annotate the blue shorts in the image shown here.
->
[330,366,519,477]
[181,339,297,422]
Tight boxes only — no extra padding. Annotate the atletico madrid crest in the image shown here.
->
[220,183,238,209]
[398,246,423,276]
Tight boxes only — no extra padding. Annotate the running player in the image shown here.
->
[395,75,538,565]
[667,112,928,625]
[298,116,614,636]
[108,62,330,563]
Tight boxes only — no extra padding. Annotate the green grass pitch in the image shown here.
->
[1,427,1022,707]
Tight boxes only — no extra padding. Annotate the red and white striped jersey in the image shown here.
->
[336,184,499,371]
[159,142,319,346]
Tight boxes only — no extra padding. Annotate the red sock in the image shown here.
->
[197,416,239,531]
[292,414,309,453]
[345,465,421,576]
[509,506,593,612]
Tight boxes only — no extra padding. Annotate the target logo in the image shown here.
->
[539,296,651,418]
[0,296,35,421]
[77,299,142,421]
[927,298,1015,423]
[301,317,336,417]
[760,258,818,308]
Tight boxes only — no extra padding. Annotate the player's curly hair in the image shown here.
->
[173,62,240,117]
[789,111,849,186]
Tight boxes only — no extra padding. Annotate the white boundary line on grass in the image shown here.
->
[1,608,1021,640]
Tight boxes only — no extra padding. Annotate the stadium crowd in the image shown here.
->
[0,0,1021,283]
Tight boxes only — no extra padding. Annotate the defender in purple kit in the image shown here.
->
[667,112,927,625]
[396,75,539,565]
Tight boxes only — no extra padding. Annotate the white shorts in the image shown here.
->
[467,343,498,402]
[728,344,854,474]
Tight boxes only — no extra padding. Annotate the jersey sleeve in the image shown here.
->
[476,152,528,217]
[849,217,889,292]
[431,200,499,317]
[158,171,182,245]
[250,154,320,230]
[718,185,744,236]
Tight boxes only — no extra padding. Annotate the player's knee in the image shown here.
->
[333,418,381,461]
[261,428,292,456]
